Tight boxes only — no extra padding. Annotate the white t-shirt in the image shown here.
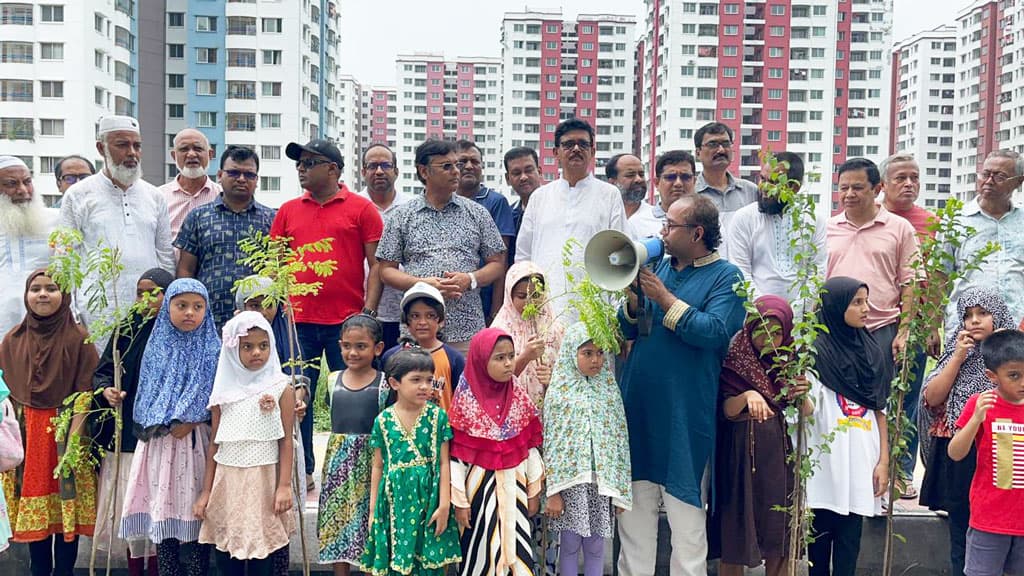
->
[805,374,884,517]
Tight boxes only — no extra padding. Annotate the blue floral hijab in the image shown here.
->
[133,279,221,438]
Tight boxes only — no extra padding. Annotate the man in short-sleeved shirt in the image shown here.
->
[159,128,221,246]
[827,157,919,366]
[455,140,514,322]
[175,146,275,329]
[693,122,758,235]
[377,139,506,353]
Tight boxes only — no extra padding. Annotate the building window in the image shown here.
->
[724,4,739,14]
[39,118,64,136]
[262,50,282,65]
[261,146,280,160]
[723,25,739,36]
[40,5,64,22]
[226,113,256,131]
[0,118,32,139]
[167,12,184,27]
[195,80,217,96]
[260,113,281,129]
[0,4,32,25]
[167,74,184,89]
[39,80,62,98]
[195,112,217,128]
[262,17,282,33]
[168,44,184,59]
[196,16,217,32]
[769,26,785,37]
[227,49,255,67]
[40,43,64,61]
[196,48,217,64]
[168,104,184,119]
[260,177,280,192]
[767,130,781,141]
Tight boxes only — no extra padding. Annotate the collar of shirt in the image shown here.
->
[669,251,721,270]
[358,187,410,214]
[696,172,738,195]
[170,175,215,197]
[212,194,258,213]
[833,203,891,228]
[963,197,1018,219]
[413,192,462,213]
[474,184,492,200]
[301,182,351,206]
[559,173,597,190]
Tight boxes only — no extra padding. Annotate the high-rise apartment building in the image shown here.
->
[0,1,138,205]
[638,0,893,215]
[337,75,363,188]
[890,26,957,210]
[154,0,340,207]
[360,86,397,152]
[394,53,502,195]
[500,12,636,183]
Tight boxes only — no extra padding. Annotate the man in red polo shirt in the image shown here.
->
[271,139,384,488]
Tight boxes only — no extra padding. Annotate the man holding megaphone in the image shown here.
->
[612,195,747,576]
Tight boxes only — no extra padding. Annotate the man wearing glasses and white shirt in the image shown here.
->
[515,117,629,320]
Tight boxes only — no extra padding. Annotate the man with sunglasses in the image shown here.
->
[653,150,698,221]
[175,146,275,329]
[515,117,629,319]
[358,143,412,349]
[273,138,384,489]
[693,122,758,232]
[53,155,96,208]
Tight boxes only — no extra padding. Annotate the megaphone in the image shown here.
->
[584,230,664,291]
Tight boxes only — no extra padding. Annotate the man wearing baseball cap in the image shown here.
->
[270,138,384,488]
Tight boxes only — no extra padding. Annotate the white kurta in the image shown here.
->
[59,172,174,331]
[724,201,828,307]
[628,201,664,239]
[0,209,58,334]
[515,174,629,319]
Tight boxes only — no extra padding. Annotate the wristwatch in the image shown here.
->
[362,307,377,318]
[469,272,478,290]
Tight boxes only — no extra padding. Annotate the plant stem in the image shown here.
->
[284,304,310,576]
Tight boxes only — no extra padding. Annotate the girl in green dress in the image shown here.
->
[361,348,462,576]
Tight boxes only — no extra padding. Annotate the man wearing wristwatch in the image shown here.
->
[270,138,384,488]
[377,139,506,355]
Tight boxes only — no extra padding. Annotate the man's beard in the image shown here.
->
[178,164,205,179]
[105,149,142,186]
[0,193,48,237]
[620,183,647,204]
[757,193,786,215]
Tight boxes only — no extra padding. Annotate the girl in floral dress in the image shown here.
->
[450,328,545,576]
[319,315,388,575]
[543,322,631,576]
[361,348,461,576]
[1,270,99,576]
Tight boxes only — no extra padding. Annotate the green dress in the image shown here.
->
[361,403,462,576]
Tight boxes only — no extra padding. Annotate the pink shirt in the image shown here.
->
[826,206,919,331]
[159,176,222,241]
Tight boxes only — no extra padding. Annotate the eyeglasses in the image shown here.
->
[364,161,394,172]
[662,220,698,231]
[223,169,259,181]
[296,157,334,169]
[559,139,592,151]
[430,162,459,173]
[59,174,91,185]
[701,139,733,150]
[661,173,694,183]
[978,170,1019,184]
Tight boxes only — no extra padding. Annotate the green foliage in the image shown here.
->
[881,197,998,574]
[562,238,623,355]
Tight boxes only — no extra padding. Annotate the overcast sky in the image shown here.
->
[339,0,969,87]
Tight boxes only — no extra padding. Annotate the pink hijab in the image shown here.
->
[490,261,564,407]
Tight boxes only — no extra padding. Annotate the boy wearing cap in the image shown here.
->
[381,281,466,412]
[271,138,384,486]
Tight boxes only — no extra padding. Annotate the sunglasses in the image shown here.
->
[296,157,334,169]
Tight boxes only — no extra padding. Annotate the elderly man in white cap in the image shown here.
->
[60,116,174,331]
[0,156,58,333]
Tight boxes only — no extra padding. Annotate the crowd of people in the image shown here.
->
[0,114,1022,576]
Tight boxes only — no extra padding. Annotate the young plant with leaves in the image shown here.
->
[880,199,998,575]
[46,227,163,575]
[233,230,338,576]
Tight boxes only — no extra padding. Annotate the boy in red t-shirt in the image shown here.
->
[949,329,1024,576]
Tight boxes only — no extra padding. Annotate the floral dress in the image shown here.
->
[361,403,461,576]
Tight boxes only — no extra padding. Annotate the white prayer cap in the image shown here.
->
[0,156,29,171]
[97,115,140,136]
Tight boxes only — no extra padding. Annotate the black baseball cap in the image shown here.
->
[285,139,344,170]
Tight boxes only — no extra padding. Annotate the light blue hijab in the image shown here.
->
[133,279,221,436]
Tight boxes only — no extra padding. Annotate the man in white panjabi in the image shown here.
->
[0,156,58,334]
[60,116,174,331]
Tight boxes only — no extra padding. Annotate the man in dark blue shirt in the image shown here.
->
[455,140,514,323]
[504,146,542,269]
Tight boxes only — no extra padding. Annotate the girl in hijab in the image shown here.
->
[449,328,545,576]
[92,267,173,573]
[119,279,221,575]
[0,269,100,576]
[490,261,564,410]
[919,287,1015,576]
[806,277,893,576]
[542,322,631,576]
[195,312,296,574]
[710,296,812,576]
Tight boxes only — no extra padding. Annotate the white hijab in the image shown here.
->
[208,311,289,407]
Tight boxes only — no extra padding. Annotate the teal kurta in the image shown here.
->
[618,253,745,508]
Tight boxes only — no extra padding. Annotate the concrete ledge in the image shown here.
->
[0,508,949,575]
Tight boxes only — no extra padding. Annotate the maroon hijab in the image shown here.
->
[719,296,794,412]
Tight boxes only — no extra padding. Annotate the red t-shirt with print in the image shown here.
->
[956,393,1024,536]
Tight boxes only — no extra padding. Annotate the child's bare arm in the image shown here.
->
[923,333,972,408]
[949,391,995,461]
[193,406,221,519]
[275,387,295,514]
[368,448,383,528]
[429,441,452,536]
[873,409,889,497]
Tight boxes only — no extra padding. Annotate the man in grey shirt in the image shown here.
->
[693,122,758,237]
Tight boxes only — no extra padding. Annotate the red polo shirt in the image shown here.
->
[270,184,384,324]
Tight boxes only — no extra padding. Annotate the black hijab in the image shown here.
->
[813,276,892,411]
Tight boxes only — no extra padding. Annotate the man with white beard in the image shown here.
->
[60,116,174,332]
[0,156,58,334]
[159,128,220,242]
